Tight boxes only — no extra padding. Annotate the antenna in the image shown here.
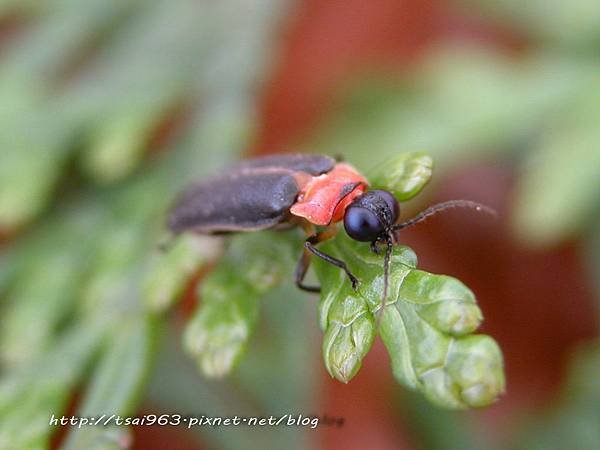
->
[376,233,394,329]
[393,200,496,232]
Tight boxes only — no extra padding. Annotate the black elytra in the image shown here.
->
[168,154,335,234]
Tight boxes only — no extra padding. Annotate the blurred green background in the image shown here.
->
[0,0,599,449]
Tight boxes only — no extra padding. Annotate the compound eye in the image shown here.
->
[344,206,384,242]
[372,190,400,223]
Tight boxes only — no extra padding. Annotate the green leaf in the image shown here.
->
[81,102,171,184]
[0,252,86,367]
[296,153,504,409]
[143,234,222,313]
[61,316,158,450]
[313,230,504,408]
[369,151,433,201]
[512,84,600,247]
[183,272,262,378]
[0,205,105,367]
[463,0,600,47]
[0,0,146,230]
[395,271,483,336]
[78,222,148,317]
[0,3,294,450]
[0,123,72,231]
[149,295,318,450]
[321,284,375,383]
[0,0,142,84]
[0,318,109,449]
[183,231,301,378]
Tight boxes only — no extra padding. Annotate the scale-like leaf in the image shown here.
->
[314,229,504,408]
[0,319,109,449]
[183,232,302,377]
[62,316,157,450]
[369,151,433,201]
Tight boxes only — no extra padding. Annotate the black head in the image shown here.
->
[343,190,399,242]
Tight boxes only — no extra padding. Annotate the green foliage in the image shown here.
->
[0,1,289,449]
[183,232,302,377]
[463,0,600,47]
[313,154,503,408]
[0,318,108,448]
[512,84,600,246]
[369,151,433,201]
[143,235,221,313]
[62,317,158,450]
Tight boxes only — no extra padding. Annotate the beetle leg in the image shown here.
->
[294,226,335,293]
[304,234,360,291]
[295,249,321,292]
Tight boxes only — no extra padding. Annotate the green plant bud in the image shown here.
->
[322,290,375,383]
[369,151,433,201]
[419,298,483,336]
[183,282,258,378]
[399,271,483,335]
[183,233,299,378]
[82,114,151,184]
[438,335,505,407]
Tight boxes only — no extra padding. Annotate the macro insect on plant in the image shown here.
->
[167,153,494,320]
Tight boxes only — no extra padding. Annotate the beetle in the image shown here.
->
[168,153,493,316]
